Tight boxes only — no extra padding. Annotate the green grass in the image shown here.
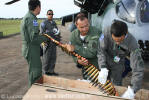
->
[0,19,21,36]
[0,19,61,37]
[55,19,61,25]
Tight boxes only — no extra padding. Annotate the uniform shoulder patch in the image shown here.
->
[99,34,104,41]
[33,20,38,26]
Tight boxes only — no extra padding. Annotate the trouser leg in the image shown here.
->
[48,47,56,73]
[42,47,49,73]
[26,54,42,88]
[42,45,56,73]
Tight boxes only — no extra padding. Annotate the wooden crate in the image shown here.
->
[23,75,149,100]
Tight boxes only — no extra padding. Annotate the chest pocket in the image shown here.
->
[87,35,99,50]
[46,22,56,34]
[117,45,130,58]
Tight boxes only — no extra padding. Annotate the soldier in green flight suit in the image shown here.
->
[65,13,101,79]
[20,0,48,87]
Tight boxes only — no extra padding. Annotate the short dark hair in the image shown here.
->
[47,9,53,14]
[75,13,87,23]
[28,0,41,11]
[110,20,128,37]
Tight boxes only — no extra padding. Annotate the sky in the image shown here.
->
[0,0,80,18]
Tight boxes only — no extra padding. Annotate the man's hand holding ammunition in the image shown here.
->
[77,57,89,66]
[65,44,75,52]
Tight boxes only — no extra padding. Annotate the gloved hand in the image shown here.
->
[121,86,135,99]
[98,68,109,84]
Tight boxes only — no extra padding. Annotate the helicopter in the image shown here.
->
[62,0,149,60]
[5,0,20,5]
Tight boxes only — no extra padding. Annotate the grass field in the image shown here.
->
[0,19,61,37]
[0,19,21,36]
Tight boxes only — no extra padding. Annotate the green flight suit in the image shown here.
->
[21,11,48,87]
[70,26,101,70]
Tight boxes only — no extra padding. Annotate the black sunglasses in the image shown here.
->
[48,13,54,15]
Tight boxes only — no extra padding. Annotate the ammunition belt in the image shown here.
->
[43,34,119,96]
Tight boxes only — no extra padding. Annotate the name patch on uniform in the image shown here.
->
[91,36,98,40]
[99,34,104,41]
[33,20,38,26]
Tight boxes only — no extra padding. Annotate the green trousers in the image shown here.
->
[26,51,42,88]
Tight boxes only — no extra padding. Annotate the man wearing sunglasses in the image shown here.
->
[40,9,61,76]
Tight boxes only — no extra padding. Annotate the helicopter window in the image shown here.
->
[140,0,149,23]
[116,0,136,23]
